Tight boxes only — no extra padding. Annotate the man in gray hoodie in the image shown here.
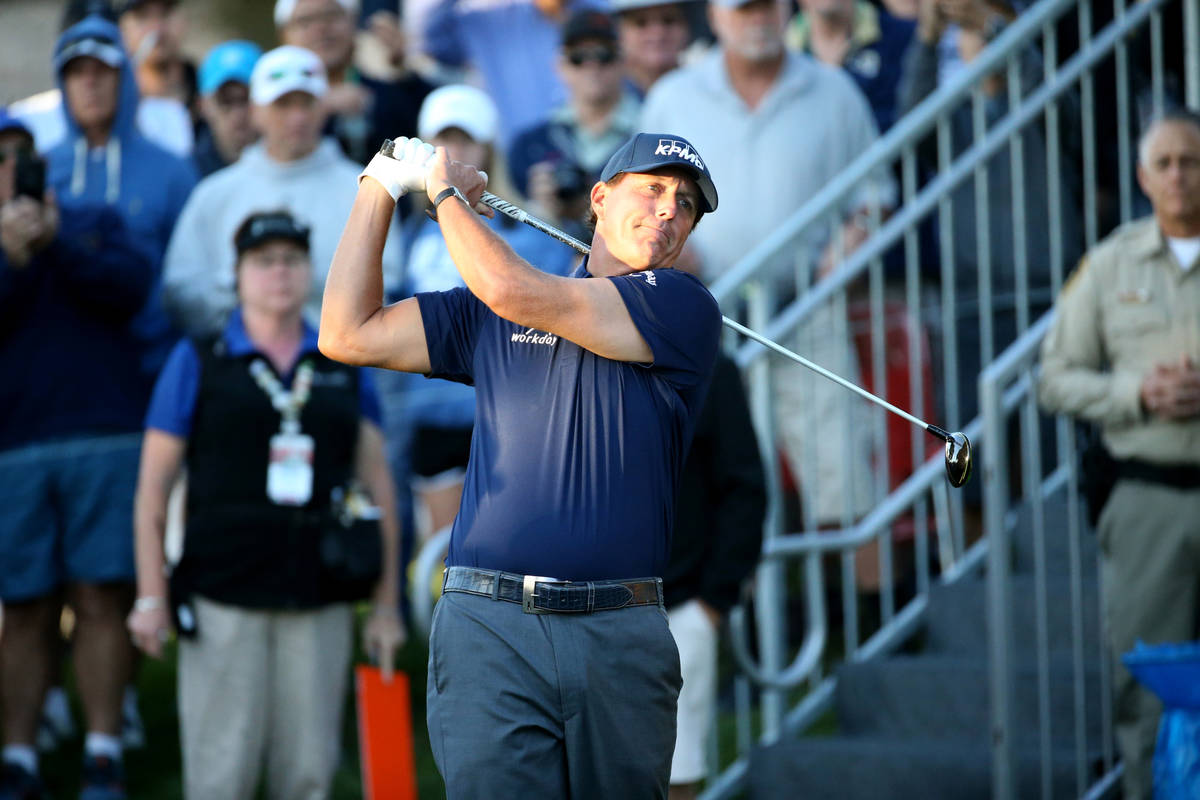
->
[163,44,404,337]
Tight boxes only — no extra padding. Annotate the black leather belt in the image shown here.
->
[1118,459,1200,490]
[441,566,663,614]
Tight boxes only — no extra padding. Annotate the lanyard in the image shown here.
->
[249,358,314,435]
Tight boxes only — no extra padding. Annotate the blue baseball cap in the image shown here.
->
[54,34,125,74]
[600,132,718,213]
[199,40,262,96]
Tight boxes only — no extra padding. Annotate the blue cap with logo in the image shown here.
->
[600,132,718,213]
[199,40,262,96]
[54,33,125,74]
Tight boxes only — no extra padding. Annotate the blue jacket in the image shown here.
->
[46,15,197,379]
[0,204,155,452]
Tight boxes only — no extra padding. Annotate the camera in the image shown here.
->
[551,160,588,203]
[14,149,45,202]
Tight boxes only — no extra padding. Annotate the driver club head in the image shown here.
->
[944,432,973,488]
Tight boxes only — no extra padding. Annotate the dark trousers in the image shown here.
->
[426,590,682,799]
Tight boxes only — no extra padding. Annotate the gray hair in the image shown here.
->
[1138,108,1200,167]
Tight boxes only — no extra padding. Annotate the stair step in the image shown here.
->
[1009,497,1101,575]
[923,575,1103,662]
[747,735,1103,800]
[835,655,1105,749]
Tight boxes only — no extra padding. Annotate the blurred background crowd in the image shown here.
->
[0,0,1196,797]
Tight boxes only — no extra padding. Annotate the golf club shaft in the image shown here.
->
[718,317,951,440]
[482,192,593,253]
[476,192,955,444]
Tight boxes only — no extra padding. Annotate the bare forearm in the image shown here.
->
[133,488,170,600]
[320,183,399,365]
[436,196,561,326]
[357,423,400,609]
[373,511,400,610]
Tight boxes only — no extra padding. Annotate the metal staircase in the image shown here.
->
[701,0,1199,797]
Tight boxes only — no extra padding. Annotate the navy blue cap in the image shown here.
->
[234,211,310,256]
[561,9,617,46]
[54,33,125,73]
[600,132,718,213]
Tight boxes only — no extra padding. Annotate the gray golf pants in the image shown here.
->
[426,589,682,799]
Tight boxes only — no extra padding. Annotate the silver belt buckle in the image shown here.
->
[522,575,563,614]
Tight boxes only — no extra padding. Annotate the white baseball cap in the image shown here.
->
[274,0,358,27]
[417,84,499,145]
[250,45,328,106]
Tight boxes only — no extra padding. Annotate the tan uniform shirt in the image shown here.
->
[1039,216,1200,465]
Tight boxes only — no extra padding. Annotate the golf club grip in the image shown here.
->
[376,140,593,255]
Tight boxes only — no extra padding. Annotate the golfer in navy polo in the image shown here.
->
[321,131,721,798]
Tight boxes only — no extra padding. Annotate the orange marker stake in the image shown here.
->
[356,665,418,800]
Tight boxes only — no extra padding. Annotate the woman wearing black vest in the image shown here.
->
[126,211,403,799]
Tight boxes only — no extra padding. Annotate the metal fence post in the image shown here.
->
[982,367,1015,800]
[746,282,785,742]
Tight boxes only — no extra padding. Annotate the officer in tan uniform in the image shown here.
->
[1039,109,1200,800]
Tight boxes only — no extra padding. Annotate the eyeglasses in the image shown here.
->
[213,87,250,110]
[566,47,618,67]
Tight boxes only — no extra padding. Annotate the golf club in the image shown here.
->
[379,140,973,488]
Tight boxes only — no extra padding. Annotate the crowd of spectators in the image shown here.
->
[0,0,1195,797]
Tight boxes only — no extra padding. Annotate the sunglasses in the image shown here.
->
[566,47,617,67]
[213,87,250,110]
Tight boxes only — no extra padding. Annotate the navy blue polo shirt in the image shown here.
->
[417,262,721,581]
[145,308,382,436]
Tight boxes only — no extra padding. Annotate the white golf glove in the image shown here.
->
[359,136,437,202]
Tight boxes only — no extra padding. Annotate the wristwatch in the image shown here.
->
[428,185,469,221]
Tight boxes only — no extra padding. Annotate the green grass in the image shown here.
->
[37,613,447,800]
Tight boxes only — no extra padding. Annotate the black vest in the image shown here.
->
[174,336,361,609]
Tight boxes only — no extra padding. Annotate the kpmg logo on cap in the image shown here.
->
[655,139,705,172]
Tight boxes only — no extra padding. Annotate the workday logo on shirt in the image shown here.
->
[511,328,559,346]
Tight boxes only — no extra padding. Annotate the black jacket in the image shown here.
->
[663,352,767,614]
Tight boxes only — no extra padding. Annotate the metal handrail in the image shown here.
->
[730,0,1171,371]
[708,0,1080,307]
